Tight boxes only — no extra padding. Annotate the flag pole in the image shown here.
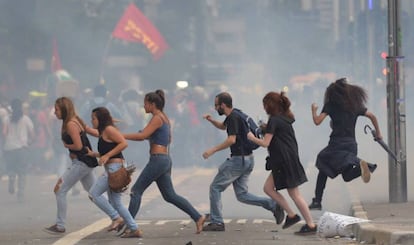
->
[99,35,113,85]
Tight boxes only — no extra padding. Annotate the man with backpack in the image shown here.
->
[201,92,284,231]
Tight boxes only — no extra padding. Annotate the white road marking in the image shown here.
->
[236,219,247,224]
[52,168,215,245]
[155,220,192,225]
[252,219,276,224]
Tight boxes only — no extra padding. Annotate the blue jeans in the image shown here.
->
[89,162,138,231]
[128,154,201,222]
[210,155,276,224]
[55,158,95,229]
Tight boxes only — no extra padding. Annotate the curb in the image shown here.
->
[350,201,414,245]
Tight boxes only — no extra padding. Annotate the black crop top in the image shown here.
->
[98,137,124,159]
[61,130,92,156]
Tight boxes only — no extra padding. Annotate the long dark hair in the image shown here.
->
[262,91,294,120]
[324,78,367,112]
[92,107,114,134]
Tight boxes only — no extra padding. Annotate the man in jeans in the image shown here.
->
[201,92,284,231]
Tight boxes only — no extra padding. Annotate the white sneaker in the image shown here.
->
[360,160,371,183]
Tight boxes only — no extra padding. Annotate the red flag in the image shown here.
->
[51,38,62,72]
[112,3,169,60]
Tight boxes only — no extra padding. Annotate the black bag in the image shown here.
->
[233,108,263,152]
[76,131,98,168]
[78,154,98,168]
[265,156,272,171]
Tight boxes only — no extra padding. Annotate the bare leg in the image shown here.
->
[287,187,316,228]
[263,174,296,217]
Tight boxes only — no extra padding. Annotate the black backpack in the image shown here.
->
[233,108,263,152]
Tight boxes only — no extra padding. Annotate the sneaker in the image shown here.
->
[273,203,285,225]
[308,198,322,210]
[120,229,143,238]
[202,223,225,232]
[107,217,124,232]
[282,214,301,229]
[43,224,65,234]
[360,160,371,183]
[294,224,317,235]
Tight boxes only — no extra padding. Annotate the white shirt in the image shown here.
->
[3,115,34,151]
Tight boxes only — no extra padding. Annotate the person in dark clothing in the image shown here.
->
[202,92,284,232]
[308,78,382,211]
[248,91,317,235]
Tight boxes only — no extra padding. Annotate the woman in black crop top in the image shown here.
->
[86,107,142,238]
[44,97,96,234]
[308,78,382,211]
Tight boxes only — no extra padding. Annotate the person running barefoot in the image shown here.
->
[123,90,206,235]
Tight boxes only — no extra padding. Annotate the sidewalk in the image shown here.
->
[351,201,414,245]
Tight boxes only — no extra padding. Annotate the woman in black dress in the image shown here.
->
[248,91,317,235]
[308,78,382,210]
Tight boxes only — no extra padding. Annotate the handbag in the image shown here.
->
[108,165,135,192]
[265,156,272,171]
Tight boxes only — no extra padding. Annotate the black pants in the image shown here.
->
[314,164,361,202]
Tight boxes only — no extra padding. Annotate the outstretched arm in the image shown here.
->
[247,132,273,148]
[311,103,327,125]
[202,135,235,159]
[124,115,161,141]
[365,111,383,140]
[203,114,226,130]
[85,125,99,137]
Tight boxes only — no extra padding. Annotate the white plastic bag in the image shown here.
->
[317,211,369,238]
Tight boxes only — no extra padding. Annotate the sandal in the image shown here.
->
[107,217,124,232]
[120,229,143,238]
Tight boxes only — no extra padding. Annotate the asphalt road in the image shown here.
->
[0,150,398,245]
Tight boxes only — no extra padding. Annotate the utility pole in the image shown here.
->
[386,0,407,203]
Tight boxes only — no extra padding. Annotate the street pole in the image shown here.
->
[386,0,407,203]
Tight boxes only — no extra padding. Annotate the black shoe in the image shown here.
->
[43,224,66,234]
[282,214,301,229]
[273,203,285,225]
[368,163,377,173]
[294,224,317,235]
[202,223,225,232]
[308,198,322,210]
